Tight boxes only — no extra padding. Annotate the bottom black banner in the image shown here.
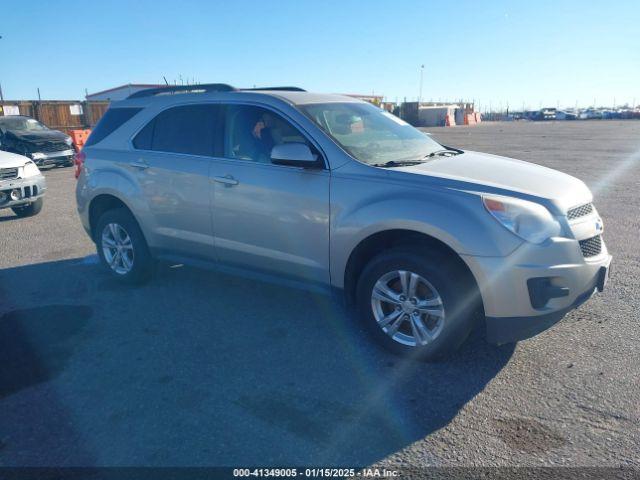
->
[0,467,637,480]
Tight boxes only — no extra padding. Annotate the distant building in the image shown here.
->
[380,101,397,113]
[400,102,473,127]
[86,84,163,102]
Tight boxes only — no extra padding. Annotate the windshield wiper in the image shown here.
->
[424,149,462,158]
[371,160,425,168]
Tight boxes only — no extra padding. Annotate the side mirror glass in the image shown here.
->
[271,143,319,168]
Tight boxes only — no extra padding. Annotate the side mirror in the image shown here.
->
[271,142,319,168]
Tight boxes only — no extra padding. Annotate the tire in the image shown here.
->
[95,208,154,284]
[12,198,43,217]
[355,247,479,361]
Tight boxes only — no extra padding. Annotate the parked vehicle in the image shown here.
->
[0,150,46,217]
[579,109,603,120]
[0,116,75,167]
[555,110,577,120]
[75,84,612,360]
[540,108,557,120]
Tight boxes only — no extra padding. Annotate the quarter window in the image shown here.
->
[86,108,141,147]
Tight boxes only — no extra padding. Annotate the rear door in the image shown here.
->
[132,104,218,260]
[209,103,331,285]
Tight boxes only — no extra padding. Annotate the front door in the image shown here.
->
[210,104,330,285]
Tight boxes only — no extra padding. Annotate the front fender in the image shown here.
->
[330,179,522,288]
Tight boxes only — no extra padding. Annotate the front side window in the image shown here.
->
[133,105,216,156]
[223,105,312,164]
[300,102,446,165]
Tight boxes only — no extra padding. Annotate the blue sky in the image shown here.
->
[2,0,638,109]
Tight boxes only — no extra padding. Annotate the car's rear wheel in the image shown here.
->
[96,208,153,284]
[356,247,479,361]
[12,198,43,217]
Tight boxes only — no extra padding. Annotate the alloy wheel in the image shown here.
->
[371,270,446,346]
[101,223,135,275]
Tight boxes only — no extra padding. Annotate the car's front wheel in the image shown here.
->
[96,208,154,284]
[356,247,479,361]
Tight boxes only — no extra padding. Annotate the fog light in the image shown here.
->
[10,189,22,201]
[527,277,570,309]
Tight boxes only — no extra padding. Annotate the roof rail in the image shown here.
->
[242,86,306,92]
[127,83,236,99]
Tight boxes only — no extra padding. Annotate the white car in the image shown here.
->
[0,150,46,217]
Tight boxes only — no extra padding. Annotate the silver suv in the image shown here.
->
[76,84,611,359]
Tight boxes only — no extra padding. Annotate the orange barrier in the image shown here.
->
[67,129,92,149]
[464,113,476,126]
[445,114,455,126]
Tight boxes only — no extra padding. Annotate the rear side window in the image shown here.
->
[85,108,141,147]
[133,105,217,156]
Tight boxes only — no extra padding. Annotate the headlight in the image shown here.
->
[65,136,73,145]
[31,152,46,160]
[483,195,562,244]
[21,161,41,178]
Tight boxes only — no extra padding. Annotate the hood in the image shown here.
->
[6,129,69,144]
[396,150,592,212]
[0,150,30,168]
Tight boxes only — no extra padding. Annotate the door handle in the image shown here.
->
[212,175,239,186]
[130,160,149,170]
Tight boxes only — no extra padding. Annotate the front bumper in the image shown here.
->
[462,236,612,344]
[485,264,610,344]
[31,149,75,167]
[0,174,46,209]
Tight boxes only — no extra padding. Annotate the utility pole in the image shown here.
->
[35,88,42,122]
[418,64,424,104]
[84,88,91,128]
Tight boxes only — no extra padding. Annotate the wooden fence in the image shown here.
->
[0,100,109,132]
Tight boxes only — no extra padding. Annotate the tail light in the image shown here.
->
[74,150,86,179]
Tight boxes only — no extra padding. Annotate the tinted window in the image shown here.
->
[85,108,141,146]
[135,105,216,156]
[224,105,313,164]
[133,119,154,150]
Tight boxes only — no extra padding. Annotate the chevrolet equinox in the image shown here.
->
[75,84,612,360]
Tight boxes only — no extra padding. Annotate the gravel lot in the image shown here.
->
[0,120,638,468]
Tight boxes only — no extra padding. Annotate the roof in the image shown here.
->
[258,90,361,105]
[342,93,384,99]
[115,88,363,108]
[86,83,163,98]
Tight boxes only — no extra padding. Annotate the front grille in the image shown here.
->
[0,167,18,180]
[34,141,70,153]
[567,203,594,220]
[579,235,602,258]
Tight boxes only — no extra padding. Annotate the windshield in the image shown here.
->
[0,117,48,132]
[299,102,447,165]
